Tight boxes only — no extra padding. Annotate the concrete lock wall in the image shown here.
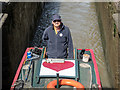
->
[95,2,119,88]
[2,2,44,89]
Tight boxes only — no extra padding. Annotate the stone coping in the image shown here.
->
[0,13,8,29]
[0,0,9,3]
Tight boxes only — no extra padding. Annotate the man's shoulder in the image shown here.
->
[64,26,69,30]
[45,25,53,31]
[63,25,70,32]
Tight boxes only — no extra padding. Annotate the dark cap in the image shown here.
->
[52,14,61,21]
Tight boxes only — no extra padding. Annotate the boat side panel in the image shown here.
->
[90,49,102,88]
[11,48,30,89]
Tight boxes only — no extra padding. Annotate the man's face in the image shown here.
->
[52,20,61,27]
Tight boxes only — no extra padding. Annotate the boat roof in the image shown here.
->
[11,47,101,89]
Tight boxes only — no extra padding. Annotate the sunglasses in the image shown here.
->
[53,20,61,22]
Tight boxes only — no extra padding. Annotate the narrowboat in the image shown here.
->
[11,47,102,89]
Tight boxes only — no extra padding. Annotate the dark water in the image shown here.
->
[30,2,111,87]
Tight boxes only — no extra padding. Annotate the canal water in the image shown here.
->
[31,2,111,87]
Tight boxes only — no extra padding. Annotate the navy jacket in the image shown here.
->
[42,23,73,59]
